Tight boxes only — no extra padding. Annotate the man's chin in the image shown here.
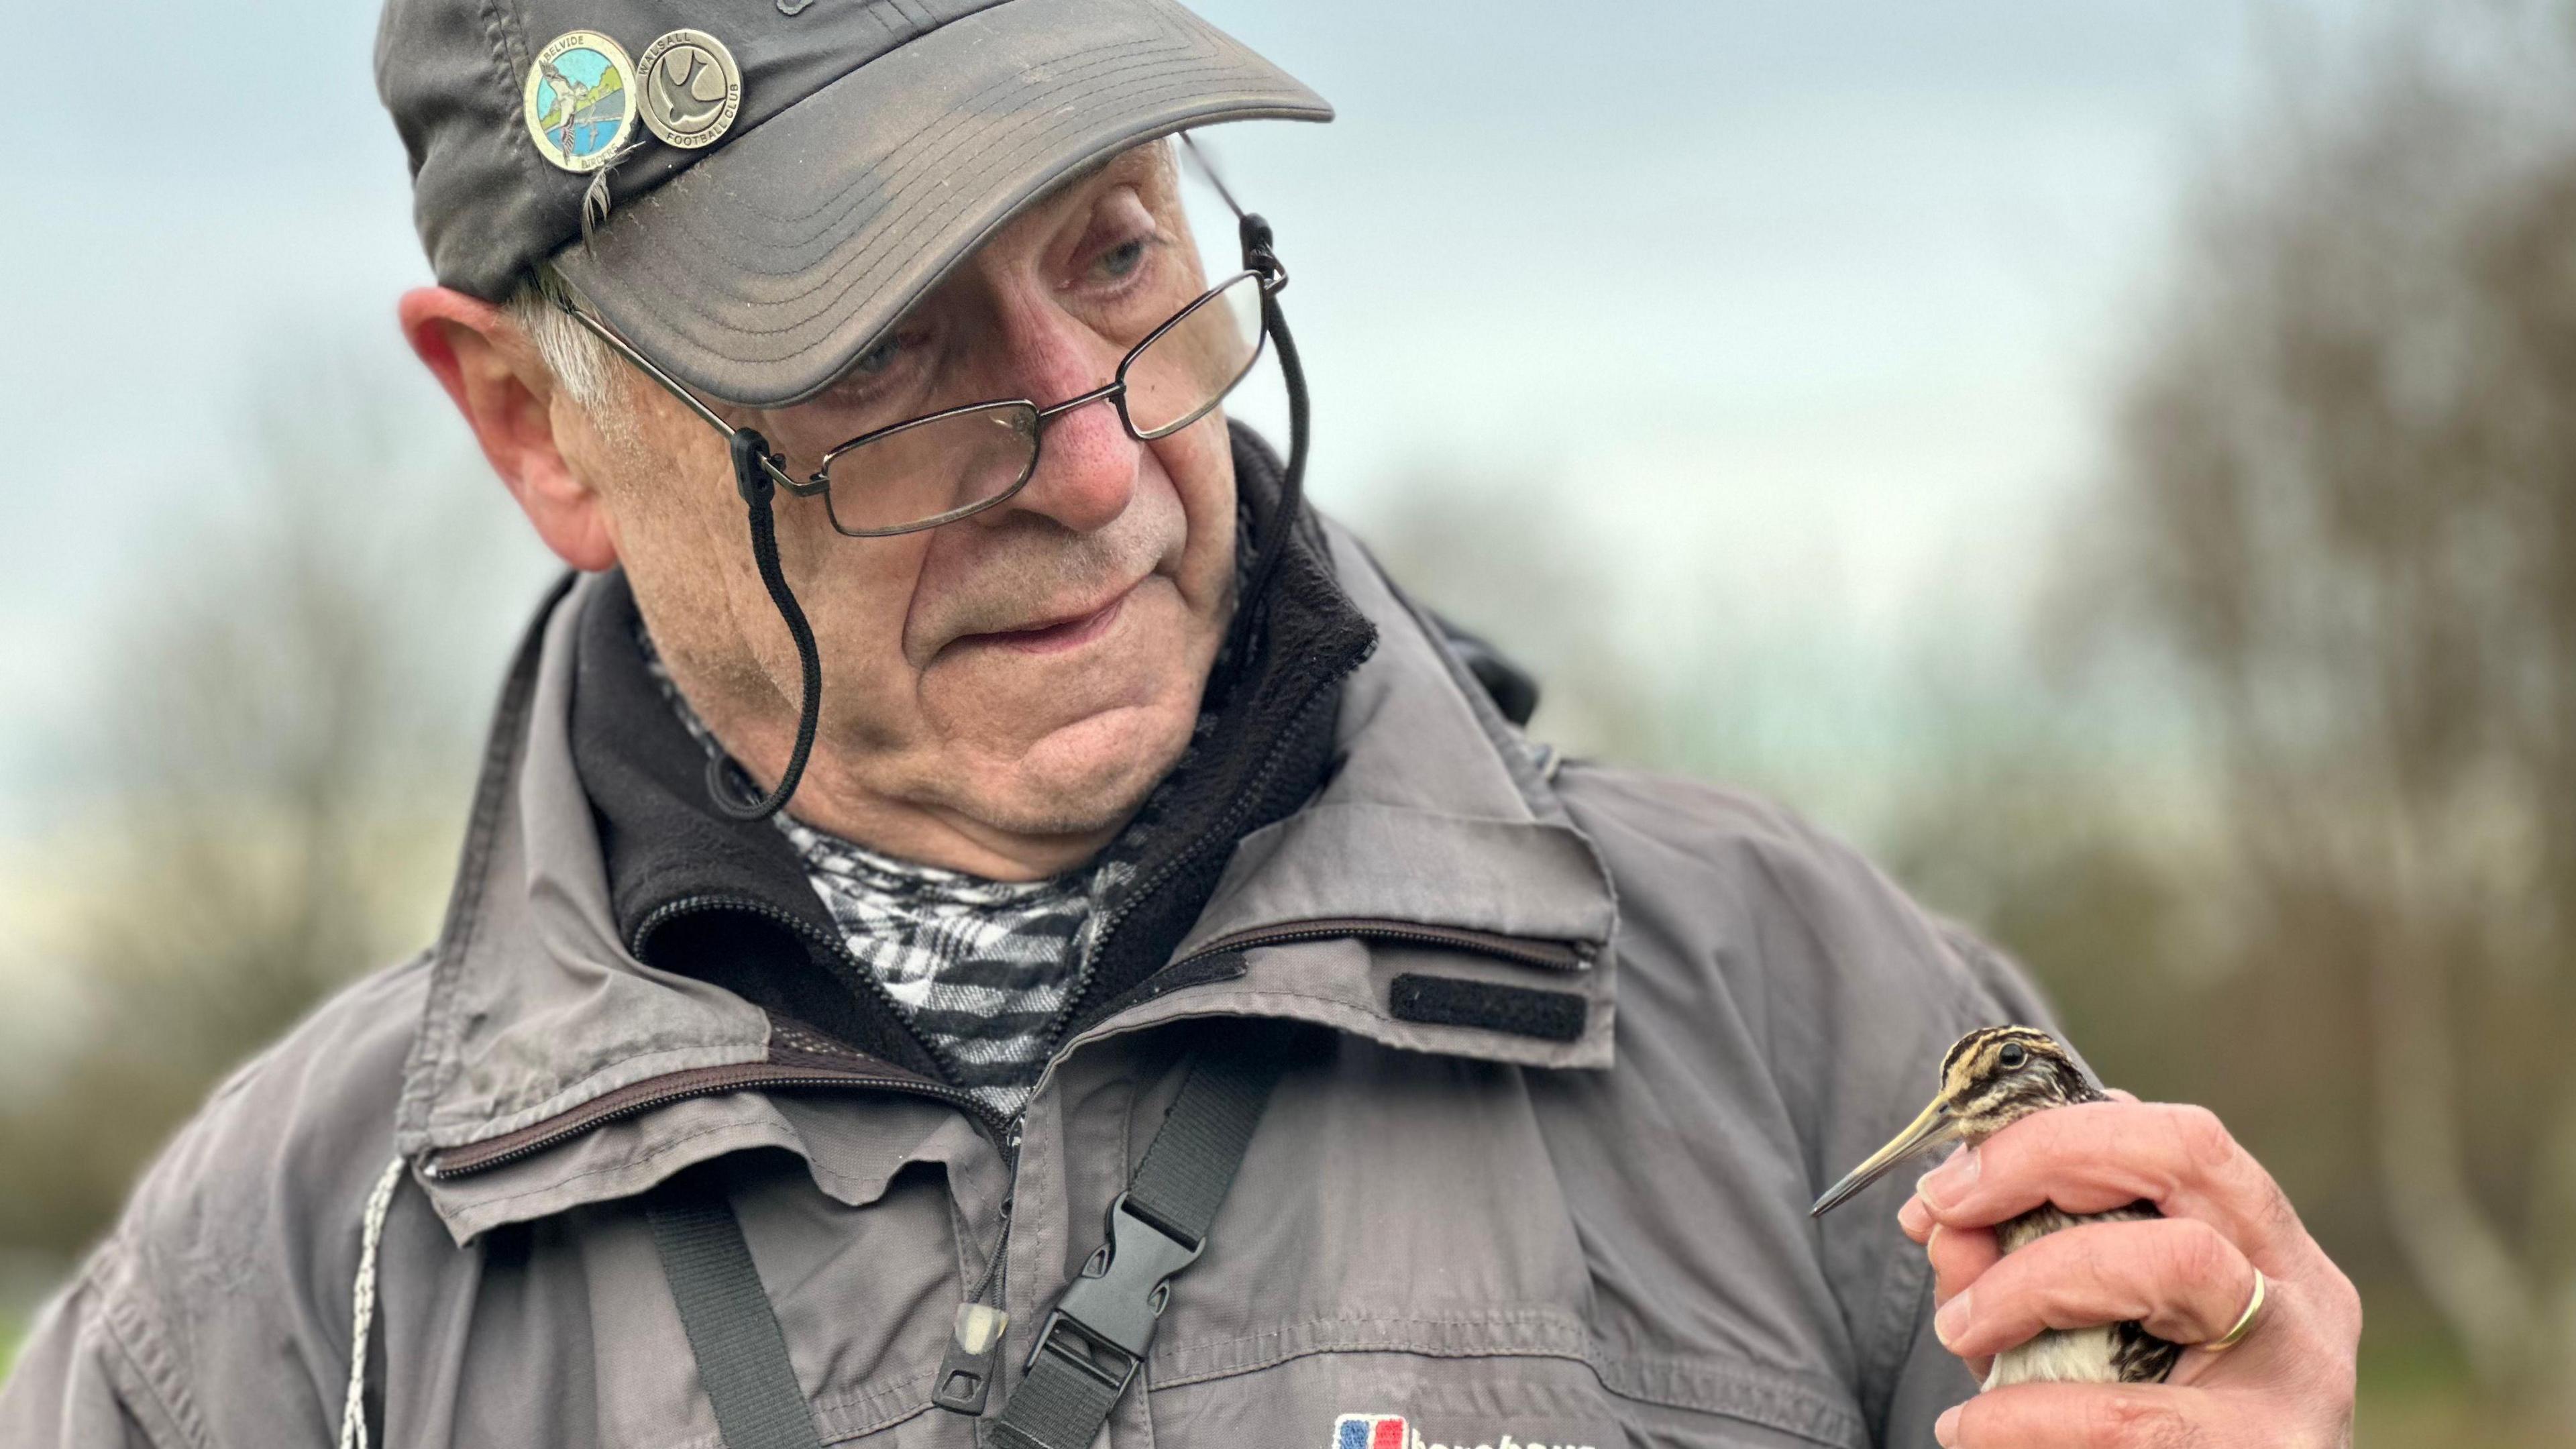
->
[938,702,1195,839]
[907,582,1215,837]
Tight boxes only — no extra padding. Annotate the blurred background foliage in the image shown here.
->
[1368,7,2576,1441]
[5,3,2576,1447]
[0,354,553,1311]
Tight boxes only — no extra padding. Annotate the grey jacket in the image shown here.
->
[1,524,2052,1449]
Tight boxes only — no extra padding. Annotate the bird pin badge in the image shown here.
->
[523,30,637,173]
[637,29,742,150]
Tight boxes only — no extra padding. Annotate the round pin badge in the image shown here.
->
[523,30,637,173]
[637,30,742,150]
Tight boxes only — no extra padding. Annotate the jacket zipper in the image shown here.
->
[637,894,1030,1324]
[427,909,1578,1182]
[1175,916,1587,972]
[429,892,1032,1405]
[417,905,1569,1396]
[422,1059,997,1178]
[423,909,1578,1182]
[1044,678,1344,1052]
[633,894,985,1091]
[427,893,1014,1179]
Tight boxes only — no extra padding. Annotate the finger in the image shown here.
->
[1900,1193,1935,1243]
[1926,1222,2001,1381]
[1931,1218,2260,1360]
[1907,1146,1976,1242]
[1927,1222,2000,1307]
[1937,1381,2219,1449]
[1914,1102,2304,1264]
[2105,1088,2140,1104]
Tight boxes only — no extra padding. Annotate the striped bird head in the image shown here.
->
[1809,1025,2101,1218]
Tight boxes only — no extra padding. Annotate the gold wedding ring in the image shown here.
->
[2204,1267,2268,1352]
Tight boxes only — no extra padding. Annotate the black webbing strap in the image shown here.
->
[647,1176,828,1449]
[985,1338,1125,1449]
[1127,1043,1283,1243]
[991,1038,1289,1449]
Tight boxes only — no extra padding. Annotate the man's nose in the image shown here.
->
[982,313,1140,536]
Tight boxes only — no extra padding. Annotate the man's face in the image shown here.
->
[567,144,1239,863]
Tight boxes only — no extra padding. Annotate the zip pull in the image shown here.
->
[932,1301,1010,1414]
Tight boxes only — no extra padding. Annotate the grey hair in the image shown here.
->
[502,260,628,419]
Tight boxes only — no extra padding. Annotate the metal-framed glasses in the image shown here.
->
[557,265,1276,537]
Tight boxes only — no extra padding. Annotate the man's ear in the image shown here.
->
[400,286,619,572]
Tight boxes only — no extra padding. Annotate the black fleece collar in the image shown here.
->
[569,425,1377,1083]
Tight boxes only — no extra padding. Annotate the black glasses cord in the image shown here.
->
[710,209,1303,822]
[709,426,826,820]
[1224,212,1305,681]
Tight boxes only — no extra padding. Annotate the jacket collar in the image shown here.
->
[568,429,1379,1079]
[568,568,956,1085]
[1181,525,1615,955]
[396,453,1617,1240]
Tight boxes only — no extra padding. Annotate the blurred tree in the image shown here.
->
[2057,2,2576,1426]
[0,345,549,1263]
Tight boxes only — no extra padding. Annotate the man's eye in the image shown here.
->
[1097,238,1148,280]
[853,331,905,375]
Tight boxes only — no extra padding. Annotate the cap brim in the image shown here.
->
[553,0,1328,409]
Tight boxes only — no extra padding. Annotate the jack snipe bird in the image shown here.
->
[1809,1025,2184,1388]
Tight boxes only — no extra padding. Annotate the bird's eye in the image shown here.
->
[1997,1043,2028,1070]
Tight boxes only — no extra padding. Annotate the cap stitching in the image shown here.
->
[610,31,1205,304]
[596,59,1232,360]
[686,82,1297,407]
[621,58,1272,317]
[477,0,551,217]
[784,67,1242,317]
[641,83,1324,407]
[704,30,1197,238]
[611,30,1179,263]
[570,34,1177,317]
[600,59,1282,397]
[668,0,1002,182]
[564,2,1318,398]
[679,57,1236,327]
[561,0,1002,268]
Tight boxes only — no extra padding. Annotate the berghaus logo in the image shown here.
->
[1332,1416,1596,1449]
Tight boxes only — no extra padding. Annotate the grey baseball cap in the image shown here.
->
[378,0,1329,407]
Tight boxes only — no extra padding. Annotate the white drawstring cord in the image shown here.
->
[339,1155,409,1449]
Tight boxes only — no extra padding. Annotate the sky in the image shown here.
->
[0,0,2381,836]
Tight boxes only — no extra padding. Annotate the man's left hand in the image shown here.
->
[1896,1097,2361,1448]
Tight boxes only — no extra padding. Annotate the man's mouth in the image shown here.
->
[956,582,1137,655]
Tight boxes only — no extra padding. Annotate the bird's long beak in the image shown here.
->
[1810,1097,1959,1218]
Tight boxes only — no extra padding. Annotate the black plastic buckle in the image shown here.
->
[1023,1194,1203,1397]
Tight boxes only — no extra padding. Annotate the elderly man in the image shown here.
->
[0,3,2359,1448]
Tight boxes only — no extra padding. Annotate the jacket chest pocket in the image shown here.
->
[1124,1049,1854,1449]
[739,1161,972,1436]
[460,1155,976,1449]
[1130,1051,1633,1449]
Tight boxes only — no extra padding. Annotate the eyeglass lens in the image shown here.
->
[818,272,1266,536]
[1123,271,1266,439]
